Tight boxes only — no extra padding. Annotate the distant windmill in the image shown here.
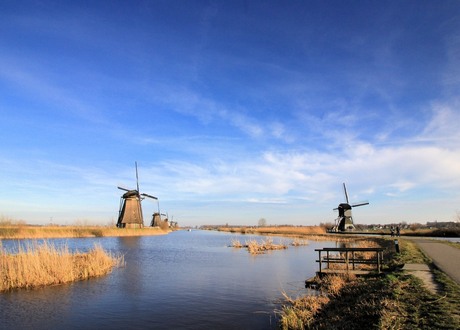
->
[116,162,158,228]
[332,183,369,232]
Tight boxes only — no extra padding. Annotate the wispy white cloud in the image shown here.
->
[150,86,266,138]
[420,100,460,147]
[0,56,106,124]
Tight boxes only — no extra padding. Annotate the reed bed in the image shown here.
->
[0,225,168,239]
[219,226,326,236]
[290,238,309,246]
[0,241,124,291]
[220,226,359,243]
[279,275,350,329]
[231,237,287,254]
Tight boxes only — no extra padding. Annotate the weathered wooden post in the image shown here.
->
[352,250,355,270]
[318,250,322,273]
[345,250,349,272]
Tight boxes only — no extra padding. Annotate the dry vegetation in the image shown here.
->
[219,225,326,236]
[0,223,169,239]
[278,238,460,329]
[231,237,288,254]
[219,225,361,243]
[0,241,124,291]
[290,238,309,246]
[279,274,350,329]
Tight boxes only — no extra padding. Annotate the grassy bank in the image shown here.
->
[0,224,169,239]
[279,238,460,329]
[401,228,460,237]
[1,241,124,291]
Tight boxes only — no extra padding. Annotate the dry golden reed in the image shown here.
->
[291,238,309,246]
[280,291,330,330]
[279,275,351,329]
[0,225,168,239]
[0,241,124,291]
[219,225,326,236]
[231,237,287,254]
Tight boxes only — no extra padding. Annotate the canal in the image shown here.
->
[1,230,338,329]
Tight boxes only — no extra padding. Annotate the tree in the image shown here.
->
[258,218,267,227]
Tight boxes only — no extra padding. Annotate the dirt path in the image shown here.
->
[406,237,460,285]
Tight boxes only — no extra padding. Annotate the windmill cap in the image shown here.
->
[122,190,139,198]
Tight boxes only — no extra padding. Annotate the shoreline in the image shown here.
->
[0,224,171,240]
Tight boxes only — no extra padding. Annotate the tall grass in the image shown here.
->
[231,237,288,254]
[291,238,309,246]
[219,226,326,236]
[0,241,124,291]
[0,224,169,239]
[279,275,349,329]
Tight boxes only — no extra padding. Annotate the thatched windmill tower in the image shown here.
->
[116,162,157,228]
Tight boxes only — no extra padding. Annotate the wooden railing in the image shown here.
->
[315,247,384,275]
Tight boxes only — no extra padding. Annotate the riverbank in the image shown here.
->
[214,225,460,238]
[0,241,124,291]
[279,238,460,329]
[221,226,460,328]
[216,225,326,236]
[0,224,170,239]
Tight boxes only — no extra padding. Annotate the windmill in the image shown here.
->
[116,162,158,228]
[332,183,369,232]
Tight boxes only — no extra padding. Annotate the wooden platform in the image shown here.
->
[309,247,385,283]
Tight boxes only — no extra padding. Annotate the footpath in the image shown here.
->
[404,237,460,286]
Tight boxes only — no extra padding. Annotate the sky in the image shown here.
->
[1,1,460,227]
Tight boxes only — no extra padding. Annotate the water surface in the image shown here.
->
[1,230,336,329]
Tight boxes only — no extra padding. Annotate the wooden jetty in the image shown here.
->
[306,247,384,287]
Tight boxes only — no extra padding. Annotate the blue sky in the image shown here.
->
[1,1,460,227]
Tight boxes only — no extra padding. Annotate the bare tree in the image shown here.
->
[258,218,267,227]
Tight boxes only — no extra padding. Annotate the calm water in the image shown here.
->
[0,230,337,329]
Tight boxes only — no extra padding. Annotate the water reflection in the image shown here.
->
[1,231,338,329]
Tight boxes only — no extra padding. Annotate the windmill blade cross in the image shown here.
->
[117,186,130,192]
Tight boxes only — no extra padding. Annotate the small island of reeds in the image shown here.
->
[231,237,288,254]
[0,241,124,292]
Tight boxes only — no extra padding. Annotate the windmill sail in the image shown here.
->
[332,183,369,232]
[343,182,349,204]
